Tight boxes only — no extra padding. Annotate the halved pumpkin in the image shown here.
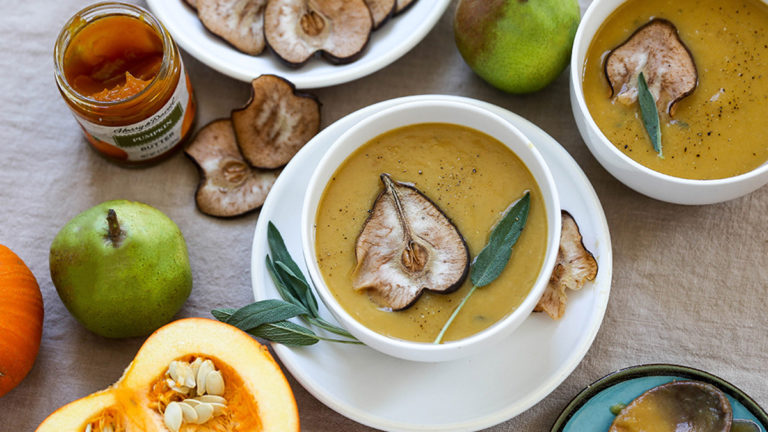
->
[36,318,299,432]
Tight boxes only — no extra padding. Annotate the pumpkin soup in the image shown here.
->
[314,123,547,343]
[583,0,768,179]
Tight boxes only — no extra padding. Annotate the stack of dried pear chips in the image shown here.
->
[185,75,320,217]
[184,0,419,66]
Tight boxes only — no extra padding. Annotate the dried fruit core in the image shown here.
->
[222,160,249,186]
[401,240,428,273]
[300,10,326,36]
[150,355,261,432]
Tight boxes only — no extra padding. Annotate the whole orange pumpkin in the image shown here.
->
[0,245,43,398]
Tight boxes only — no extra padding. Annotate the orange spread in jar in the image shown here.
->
[63,15,163,102]
[55,3,196,166]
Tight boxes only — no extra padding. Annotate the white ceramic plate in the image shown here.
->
[146,0,451,89]
[251,95,612,431]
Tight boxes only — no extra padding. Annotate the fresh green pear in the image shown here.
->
[50,200,192,338]
[454,0,580,94]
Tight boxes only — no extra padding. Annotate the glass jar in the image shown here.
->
[53,2,196,166]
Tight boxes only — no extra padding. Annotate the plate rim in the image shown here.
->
[550,363,768,432]
[250,94,613,431]
[145,0,451,88]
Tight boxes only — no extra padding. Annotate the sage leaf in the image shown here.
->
[275,261,319,318]
[224,299,307,331]
[306,317,360,341]
[266,256,356,339]
[267,221,320,317]
[248,321,320,346]
[638,72,662,155]
[267,222,307,284]
[266,255,306,309]
[212,222,361,347]
[470,192,530,287]
[211,308,236,322]
[435,192,531,344]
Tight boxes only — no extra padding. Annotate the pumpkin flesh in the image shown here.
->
[37,318,299,432]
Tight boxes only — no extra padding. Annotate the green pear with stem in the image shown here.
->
[454,0,580,94]
[50,200,192,338]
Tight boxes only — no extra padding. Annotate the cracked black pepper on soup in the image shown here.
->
[583,0,768,180]
[314,123,547,343]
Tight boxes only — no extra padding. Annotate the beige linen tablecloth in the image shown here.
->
[2,1,767,430]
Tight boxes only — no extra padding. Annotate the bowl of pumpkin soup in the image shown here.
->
[301,99,561,362]
[571,0,768,204]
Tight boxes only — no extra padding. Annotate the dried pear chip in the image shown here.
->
[185,119,279,218]
[197,0,267,55]
[231,75,321,169]
[535,211,598,320]
[605,19,697,116]
[264,0,373,66]
[352,174,470,311]
[364,0,396,29]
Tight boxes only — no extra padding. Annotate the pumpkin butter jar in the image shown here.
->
[54,2,196,166]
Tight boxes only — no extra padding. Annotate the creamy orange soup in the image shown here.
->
[314,123,547,343]
[583,0,768,179]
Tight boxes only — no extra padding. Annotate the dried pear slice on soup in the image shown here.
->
[264,0,373,66]
[232,75,321,169]
[352,174,470,311]
[535,211,597,320]
[185,119,279,218]
[605,18,697,116]
[197,0,267,55]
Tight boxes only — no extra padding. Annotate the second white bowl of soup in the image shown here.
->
[571,0,768,204]
[301,99,561,362]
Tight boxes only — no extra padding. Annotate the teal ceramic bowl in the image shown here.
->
[552,364,768,432]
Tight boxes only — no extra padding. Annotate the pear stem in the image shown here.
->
[106,209,124,248]
[380,173,428,273]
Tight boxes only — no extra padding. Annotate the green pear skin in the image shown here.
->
[454,0,580,94]
[50,200,192,338]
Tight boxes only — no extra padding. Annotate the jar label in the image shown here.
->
[74,63,193,162]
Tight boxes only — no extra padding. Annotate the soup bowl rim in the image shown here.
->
[570,0,768,204]
[300,99,562,362]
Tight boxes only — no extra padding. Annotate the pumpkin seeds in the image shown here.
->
[205,370,225,395]
[161,357,228,430]
[164,402,183,432]
[195,395,226,405]
[190,357,203,378]
[178,401,198,423]
[209,402,227,416]
[183,398,201,407]
[196,360,215,396]
[193,402,214,424]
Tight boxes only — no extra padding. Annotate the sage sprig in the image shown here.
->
[638,72,663,156]
[211,221,361,346]
[433,192,530,344]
